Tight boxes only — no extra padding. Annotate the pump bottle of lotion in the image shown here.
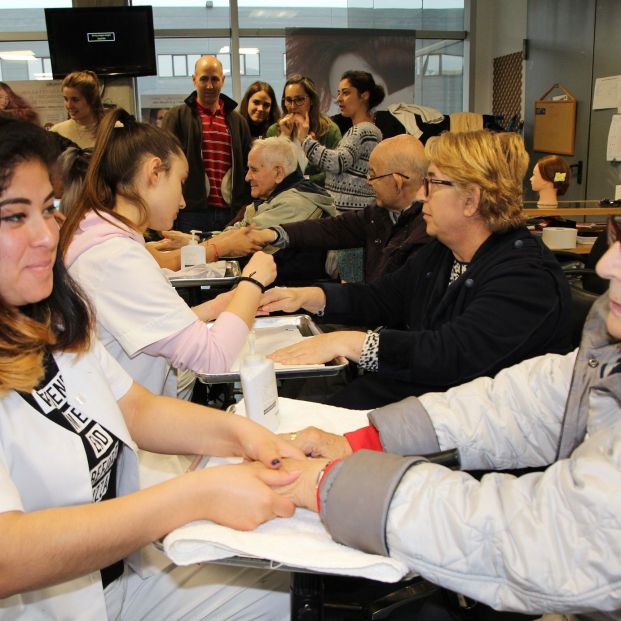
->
[240,331,279,431]
[180,230,207,268]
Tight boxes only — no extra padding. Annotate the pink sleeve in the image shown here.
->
[141,311,249,374]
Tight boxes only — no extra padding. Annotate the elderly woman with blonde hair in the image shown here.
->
[259,129,572,408]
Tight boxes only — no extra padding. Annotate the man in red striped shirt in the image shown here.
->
[163,55,252,233]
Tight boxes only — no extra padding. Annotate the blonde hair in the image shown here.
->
[61,70,104,121]
[497,132,529,189]
[425,130,524,233]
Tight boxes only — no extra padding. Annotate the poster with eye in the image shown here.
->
[140,93,185,127]
[284,28,416,115]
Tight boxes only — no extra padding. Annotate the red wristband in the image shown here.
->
[344,425,383,452]
[315,458,342,512]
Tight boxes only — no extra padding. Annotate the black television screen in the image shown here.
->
[45,6,156,79]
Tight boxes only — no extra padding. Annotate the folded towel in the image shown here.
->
[163,398,410,582]
[162,261,227,280]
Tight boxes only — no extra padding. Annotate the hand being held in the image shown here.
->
[274,457,328,512]
[217,226,263,257]
[198,463,299,530]
[158,229,193,250]
[258,287,305,314]
[280,427,352,460]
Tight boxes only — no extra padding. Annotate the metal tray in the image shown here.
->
[197,314,348,383]
[168,261,240,288]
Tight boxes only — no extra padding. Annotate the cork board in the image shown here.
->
[533,84,577,155]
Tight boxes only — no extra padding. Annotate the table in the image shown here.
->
[523,206,621,217]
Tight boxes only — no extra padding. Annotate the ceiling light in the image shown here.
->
[0,50,37,62]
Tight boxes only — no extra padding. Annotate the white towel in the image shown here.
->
[162,398,410,582]
[162,261,227,280]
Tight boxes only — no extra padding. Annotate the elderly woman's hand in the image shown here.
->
[280,427,353,460]
[268,331,366,365]
[274,457,329,512]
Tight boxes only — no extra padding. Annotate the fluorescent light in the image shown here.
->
[0,50,37,62]
[217,46,259,55]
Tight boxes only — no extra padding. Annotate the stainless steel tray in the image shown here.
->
[197,314,348,383]
[169,261,240,288]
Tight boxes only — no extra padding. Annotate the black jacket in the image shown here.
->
[162,92,252,214]
[281,202,430,281]
[320,227,572,407]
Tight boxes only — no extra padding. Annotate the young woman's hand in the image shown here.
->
[242,251,277,288]
[293,113,310,142]
[197,463,299,530]
[277,114,296,138]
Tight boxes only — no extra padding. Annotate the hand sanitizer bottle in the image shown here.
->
[180,230,207,268]
[240,331,280,431]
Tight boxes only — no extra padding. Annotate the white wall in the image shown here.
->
[471,0,527,113]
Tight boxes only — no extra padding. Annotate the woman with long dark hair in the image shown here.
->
[238,80,281,138]
[0,119,299,619]
[60,108,277,399]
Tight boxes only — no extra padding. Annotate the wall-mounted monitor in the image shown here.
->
[44,6,157,79]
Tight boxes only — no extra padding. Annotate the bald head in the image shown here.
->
[368,135,428,211]
[194,55,223,75]
[192,55,225,110]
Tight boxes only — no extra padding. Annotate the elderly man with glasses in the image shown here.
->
[248,134,431,282]
[259,130,573,409]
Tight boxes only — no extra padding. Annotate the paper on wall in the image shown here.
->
[593,75,621,110]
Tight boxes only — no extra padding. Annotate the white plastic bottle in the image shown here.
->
[240,331,280,431]
[180,230,207,268]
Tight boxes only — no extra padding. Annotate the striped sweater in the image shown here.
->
[303,121,382,212]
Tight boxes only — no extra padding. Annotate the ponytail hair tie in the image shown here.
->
[118,109,137,128]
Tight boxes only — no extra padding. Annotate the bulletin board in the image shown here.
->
[533,83,577,155]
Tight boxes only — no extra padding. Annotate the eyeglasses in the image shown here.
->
[366,171,411,182]
[284,96,308,107]
[422,176,454,197]
[607,215,621,246]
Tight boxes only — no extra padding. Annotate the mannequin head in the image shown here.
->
[530,155,570,205]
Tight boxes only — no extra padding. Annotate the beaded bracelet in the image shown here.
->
[237,275,266,293]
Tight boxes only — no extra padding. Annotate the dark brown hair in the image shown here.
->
[536,154,571,196]
[0,121,92,395]
[60,108,184,254]
[239,81,281,136]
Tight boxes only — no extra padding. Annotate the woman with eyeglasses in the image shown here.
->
[265,74,341,186]
[238,81,281,139]
[272,213,621,621]
[259,130,572,409]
